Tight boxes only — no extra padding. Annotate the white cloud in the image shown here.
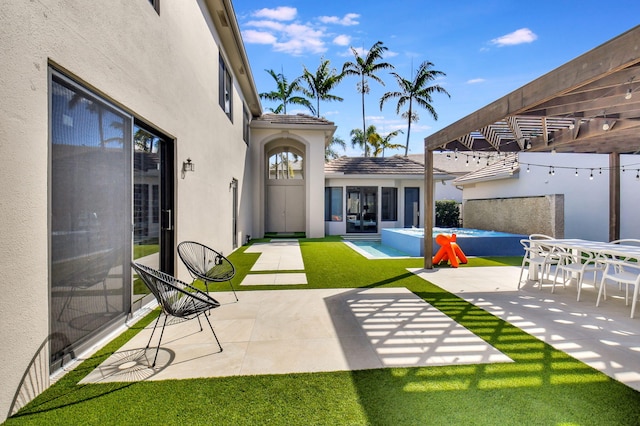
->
[242,30,278,45]
[491,28,538,46]
[245,20,286,31]
[467,78,486,84]
[318,13,360,26]
[333,34,351,46]
[241,9,361,56]
[253,6,297,21]
[243,20,327,55]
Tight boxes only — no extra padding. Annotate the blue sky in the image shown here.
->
[232,0,640,156]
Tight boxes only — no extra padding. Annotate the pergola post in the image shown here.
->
[609,153,620,241]
[424,149,434,269]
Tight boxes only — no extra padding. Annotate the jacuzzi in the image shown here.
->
[381,227,526,257]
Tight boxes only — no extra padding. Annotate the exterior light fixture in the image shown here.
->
[602,121,610,131]
[575,168,579,177]
[589,169,594,180]
[183,158,195,172]
[181,158,195,179]
[625,88,633,100]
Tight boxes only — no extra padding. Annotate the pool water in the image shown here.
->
[382,227,526,257]
[344,239,412,259]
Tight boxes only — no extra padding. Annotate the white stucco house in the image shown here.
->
[323,152,477,236]
[453,152,640,241]
[0,0,334,419]
[2,0,637,421]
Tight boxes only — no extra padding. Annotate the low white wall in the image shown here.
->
[461,152,640,241]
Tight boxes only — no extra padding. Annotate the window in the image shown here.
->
[219,54,233,121]
[243,105,250,144]
[325,187,343,221]
[381,187,398,221]
[148,0,160,14]
[268,150,303,180]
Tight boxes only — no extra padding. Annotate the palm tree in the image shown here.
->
[259,69,315,115]
[350,125,380,157]
[371,129,404,157]
[325,135,346,162]
[299,58,344,118]
[380,60,450,156]
[342,41,394,156]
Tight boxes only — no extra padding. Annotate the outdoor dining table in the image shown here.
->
[525,238,640,283]
[543,239,640,259]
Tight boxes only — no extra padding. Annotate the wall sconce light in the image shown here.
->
[625,88,633,100]
[183,158,195,173]
[181,158,195,179]
[602,121,611,131]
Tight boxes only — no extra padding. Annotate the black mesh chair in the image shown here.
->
[177,241,238,302]
[130,262,222,367]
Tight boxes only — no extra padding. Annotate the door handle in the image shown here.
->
[162,209,173,231]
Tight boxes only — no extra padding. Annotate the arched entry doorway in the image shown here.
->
[265,142,305,234]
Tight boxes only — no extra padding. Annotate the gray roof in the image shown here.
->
[253,113,334,126]
[453,153,520,185]
[325,155,433,175]
[406,151,490,174]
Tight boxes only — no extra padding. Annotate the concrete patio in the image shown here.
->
[81,241,640,393]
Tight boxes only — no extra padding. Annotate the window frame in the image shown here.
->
[381,187,398,221]
[324,187,343,221]
[219,54,233,122]
[243,105,250,144]
[148,0,160,14]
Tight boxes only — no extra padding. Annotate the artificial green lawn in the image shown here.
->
[7,237,640,425]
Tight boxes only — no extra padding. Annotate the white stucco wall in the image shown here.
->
[460,152,640,241]
[0,0,255,419]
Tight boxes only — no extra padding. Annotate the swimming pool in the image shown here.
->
[343,239,412,259]
[381,227,526,257]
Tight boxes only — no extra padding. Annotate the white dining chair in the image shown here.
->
[552,249,604,300]
[596,256,640,318]
[518,238,563,290]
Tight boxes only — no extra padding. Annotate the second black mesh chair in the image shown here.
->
[131,262,222,367]
[177,241,238,302]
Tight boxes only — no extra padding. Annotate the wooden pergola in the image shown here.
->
[422,25,640,268]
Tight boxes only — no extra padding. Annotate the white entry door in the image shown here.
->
[266,184,304,233]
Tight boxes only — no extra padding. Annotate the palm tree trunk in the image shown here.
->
[361,74,367,157]
[404,101,413,157]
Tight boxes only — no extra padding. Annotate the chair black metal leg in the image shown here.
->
[195,312,204,332]
[202,313,223,352]
[228,279,238,302]
[145,312,162,350]
[150,314,169,367]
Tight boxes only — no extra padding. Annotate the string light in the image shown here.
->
[434,150,640,183]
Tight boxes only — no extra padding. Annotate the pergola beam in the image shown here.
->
[425,25,640,152]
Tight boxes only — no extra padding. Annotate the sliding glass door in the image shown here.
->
[50,72,131,369]
[346,186,378,233]
[49,70,174,370]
